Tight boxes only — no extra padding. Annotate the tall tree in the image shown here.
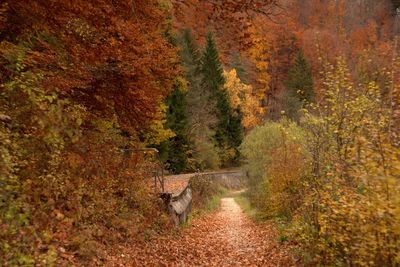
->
[283,50,314,120]
[201,32,243,165]
[159,79,192,174]
[179,29,220,169]
[224,69,263,130]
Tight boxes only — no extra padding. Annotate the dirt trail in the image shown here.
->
[106,195,296,266]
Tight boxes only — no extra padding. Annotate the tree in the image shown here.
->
[285,50,314,103]
[178,29,220,170]
[283,50,314,120]
[245,19,299,121]
[159,78,192,174]
[0,0,179,263]
[224,69,263,130]
[230,53,249,83]
[1,0,179,133]
[201,32,243,165]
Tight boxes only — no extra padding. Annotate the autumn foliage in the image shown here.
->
[1,0,400,265]
[1,0,178,264]
[1,0,178,130]
[241,57,400,265]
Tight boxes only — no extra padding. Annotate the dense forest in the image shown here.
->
[1,0,399,266]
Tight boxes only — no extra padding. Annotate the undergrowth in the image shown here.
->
[234,191,263,222]
[189,174,229,217]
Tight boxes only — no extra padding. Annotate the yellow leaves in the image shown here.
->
[66,152,84,169]
[143,103,175,145]
[241,120,309,218]
[65,18,96,42]
[223,69,245,108]
[174,76,188,93]
[312,185,400,265]
[223,69,264,130]
[287,57,400,266]
[246,24,272,94]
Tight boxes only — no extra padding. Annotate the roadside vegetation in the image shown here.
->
[240,58,400,266]
[189,174,229,216]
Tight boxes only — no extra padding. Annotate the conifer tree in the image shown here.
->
[201,32,243,165]
[285,50,314,103]
[178,29,220,169]
[283,50,314,120]
[179,29,202,84]
[159,80,192,174]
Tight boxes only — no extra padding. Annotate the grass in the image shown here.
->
[190,186,229,219]
[233,191,293,245]
[233,190,264,222]
[205,186,229,211]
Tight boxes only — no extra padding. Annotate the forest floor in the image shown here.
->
[104,192,297,266]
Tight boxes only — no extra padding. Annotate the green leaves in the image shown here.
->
[159,80,192,174]
[242,56,400,266]
[201,32,243,166]
[283,50,314,121]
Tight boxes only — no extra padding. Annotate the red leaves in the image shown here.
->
[105,196,297,266]
[2,0,179,131]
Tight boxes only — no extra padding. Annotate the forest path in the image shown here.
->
[106,194,296,266]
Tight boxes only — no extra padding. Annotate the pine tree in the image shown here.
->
[285,50,314,103]
[159,79,192,174]
[179,29,202,84]
[283,50,314,120]
[178,29,220,170]
[201,32,243,166]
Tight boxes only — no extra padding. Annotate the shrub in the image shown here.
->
[241,57,400,266]
[189,174,226,210]
[240,119,310,218]
[0,40,170,265]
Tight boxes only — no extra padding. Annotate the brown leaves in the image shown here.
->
[2,0,179,131]
[105,197,297,266]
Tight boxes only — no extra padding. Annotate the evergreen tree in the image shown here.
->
[178,29,220,170]
[180,29,202,81]
[285,50,314,103]
[153,28,192,174]
[159,80,192,174]
[201,32,243,166]
[283,50,314,120]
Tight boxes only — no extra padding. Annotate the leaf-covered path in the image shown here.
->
[106,195,297,266]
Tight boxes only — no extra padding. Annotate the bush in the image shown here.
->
[240,119,310,218]
[192,137,221,171]
[0,42,169,265]
[288,58,400,266]
[189,174,227,211]
[240,58,400,266]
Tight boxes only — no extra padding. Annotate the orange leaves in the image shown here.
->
[223,69,264,130]
[2,0,179,131]
[104,196,296,266]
